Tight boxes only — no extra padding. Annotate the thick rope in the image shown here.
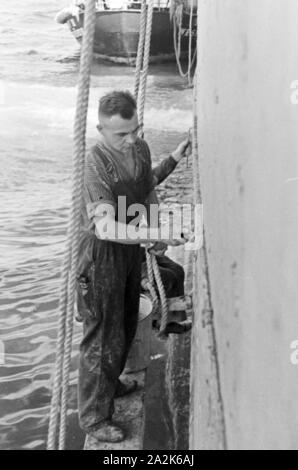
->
[145,250,169,339]
[134,0,169,337]
[137,0,153,130]
[47,0,96,450]
[135,0,154,295]
[134,0,147,101]
[151,255,169,338]
[145,249,159,307]
[187,0,195,84]
[46,249,69,450]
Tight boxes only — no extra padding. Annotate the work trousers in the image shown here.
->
[77,235,141,432]
[155,254,185,298]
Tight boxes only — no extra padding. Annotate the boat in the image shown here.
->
[55,0,197,64]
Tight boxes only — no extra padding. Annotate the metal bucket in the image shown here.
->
[124,294,153,373]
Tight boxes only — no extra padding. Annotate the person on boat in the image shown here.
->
[77,90,190,443]
[79,149,192,335]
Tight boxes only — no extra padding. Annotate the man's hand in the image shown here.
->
[148,241,168,257]
[163,237,187,247]
[171,130,192,163]
[86,201,99,220]
[148,237,186,256]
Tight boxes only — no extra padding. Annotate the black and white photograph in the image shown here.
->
[0,0,298,454]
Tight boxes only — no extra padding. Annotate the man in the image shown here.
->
[82,139,192,334]
[77,90,189,443]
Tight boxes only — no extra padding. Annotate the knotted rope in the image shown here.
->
[47,0,96,450]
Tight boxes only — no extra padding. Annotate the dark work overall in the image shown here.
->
[77,146,152,433]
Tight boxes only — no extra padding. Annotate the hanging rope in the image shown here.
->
[47,0,96,451]
[134,0,169,338]
[151,255,169,337]
[173,1,197,87]
[137,0,153,130]
[134,0,147,101]
[144,249,159,306]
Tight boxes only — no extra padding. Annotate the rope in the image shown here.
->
[134,0,169,338]
[173,2,197,87]
[151,255,169,338]
[134,0,147,101]
[137,0,153,130]
[145,250,169,339]
[145,249,159,307]
[47,0,96,450]
[187,0,195,84]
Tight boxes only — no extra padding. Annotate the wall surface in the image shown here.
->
[191,0,298,450]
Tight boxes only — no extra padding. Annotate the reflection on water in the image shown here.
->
[0,0,193,450]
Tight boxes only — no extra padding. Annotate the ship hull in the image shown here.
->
[68,10,196,64]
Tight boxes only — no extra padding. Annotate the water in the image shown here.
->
[0,0,193,450]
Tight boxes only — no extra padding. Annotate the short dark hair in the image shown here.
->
[98,90,137,120]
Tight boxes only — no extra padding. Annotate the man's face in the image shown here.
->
[98,111,140,153]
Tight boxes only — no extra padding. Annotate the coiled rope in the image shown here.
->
[47,0,96,451]
[134,0,169,338]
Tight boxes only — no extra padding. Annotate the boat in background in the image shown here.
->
[55,0,197,64]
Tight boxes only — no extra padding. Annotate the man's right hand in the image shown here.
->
[159,237,187,248]
[148,241,168,256]
[163,238,186,246]
[148,237,186,256]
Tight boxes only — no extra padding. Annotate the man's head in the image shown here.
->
[97,91,140,153]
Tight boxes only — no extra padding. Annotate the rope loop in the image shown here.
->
[173,0,197,87]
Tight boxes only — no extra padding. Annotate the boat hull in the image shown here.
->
[68,10,196,63]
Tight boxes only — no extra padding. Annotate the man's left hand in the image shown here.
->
[171,132,192,162]
[87,201,99,220]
